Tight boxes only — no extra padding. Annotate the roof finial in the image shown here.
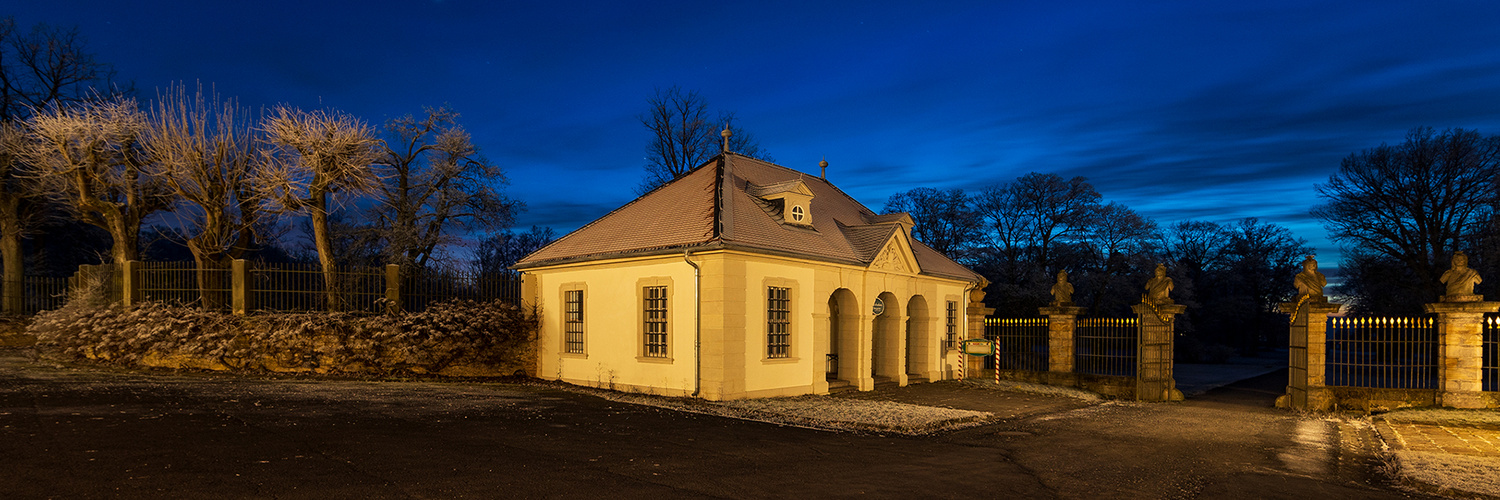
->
[721,125,732,153]
[819,157,829,179]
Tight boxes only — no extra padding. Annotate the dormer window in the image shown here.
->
[747,179,815,227]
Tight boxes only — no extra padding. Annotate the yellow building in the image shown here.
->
[514,153,987,400]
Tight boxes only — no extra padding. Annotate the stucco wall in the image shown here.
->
[529,250,977,400]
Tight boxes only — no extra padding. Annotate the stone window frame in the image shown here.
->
[560,283,587,357]
[762,277,800,363]
[637,277,674,363]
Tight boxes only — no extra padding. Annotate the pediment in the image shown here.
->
[868,231,920,275]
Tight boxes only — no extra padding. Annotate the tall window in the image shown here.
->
[767,286,790,358]
[945,301,958,350]
[564,290,585,354]
[644,286,669,357]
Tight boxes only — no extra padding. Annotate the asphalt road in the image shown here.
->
[0,351,1429,499]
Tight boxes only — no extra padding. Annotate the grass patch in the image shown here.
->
[1382,408,1500,430]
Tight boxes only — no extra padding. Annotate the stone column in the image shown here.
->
[384,264,401,313]
[1039,305,1084,374]
[231,259,249,315]
[121,260,141,307]
[1276,299,1341,410]
[1130,302,1186,402]
[1424,300,1499,409]
[965,288,994,379]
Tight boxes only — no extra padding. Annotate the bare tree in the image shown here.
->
[1008,172,1100,273]
[23,97,169,265]
[258,106,382,310]
[476,225,556,275]
[0,17,130,120]
[140,83,262,307]
[638,86,768,193]
[1313,127,1500,298]
[881,187,979,258]
[0,17,129,312]
[375,106,518,270]
[1087,202,1158,268]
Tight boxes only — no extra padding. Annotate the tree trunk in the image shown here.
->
[309,192,341,312]
[0,199,21,315]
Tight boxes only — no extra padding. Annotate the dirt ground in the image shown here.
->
[0,349,1432,498]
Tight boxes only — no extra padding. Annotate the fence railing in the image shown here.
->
[55,260,525,315]
[249,262,388,313]
[2,276,71,314]
[138,262,232,310]
[1485,314,1499,392]
[1075,317,1137,377]
[1325,316,1438,389]
[983,317,1048,372]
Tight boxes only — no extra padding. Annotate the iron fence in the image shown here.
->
[984,317,1049,372]
[1075,317,1137,377]
[1485,314,1499,392]
[249,262,386,313]
[403,268,522,311]
[1325,316,1438,389]
[137,261,232,310]
[3,276,70,314]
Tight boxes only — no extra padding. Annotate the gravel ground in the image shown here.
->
[1390,451,1500,498]
[574,387,994,435]
[958,378,1103,401]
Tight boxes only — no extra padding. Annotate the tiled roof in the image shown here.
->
[514,154,983,282]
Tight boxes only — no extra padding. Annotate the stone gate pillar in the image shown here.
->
[1424,300,1498,409]
[1424,251,1498,409]
[965,288,994,379]
[1039,305,1084,374]
[1276,298,1341,410]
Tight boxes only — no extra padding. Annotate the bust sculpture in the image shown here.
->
[1293,255,1327,299]
[1143,263,1173,305]
[1440,251,1482,301]
[1051,270,1074,306]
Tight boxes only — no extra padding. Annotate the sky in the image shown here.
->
[11,1,1500,267]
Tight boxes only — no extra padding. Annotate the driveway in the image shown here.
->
[0,350,1425,498]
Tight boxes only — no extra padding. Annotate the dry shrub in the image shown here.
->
[29,297,537,376]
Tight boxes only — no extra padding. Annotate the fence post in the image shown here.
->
[385,264,401,313]
[1131,301,1186,402]
[1424,299,1499,409]
[232,259,249,315]
[122,260,141,307]
[1039,305,1084,376]
[965,288,995,379]
[1276,298,1341,410]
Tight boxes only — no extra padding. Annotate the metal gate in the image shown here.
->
[1288,322,1307,408]
[1136,322,1174,402]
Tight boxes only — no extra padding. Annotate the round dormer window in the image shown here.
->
[790,205,805,222]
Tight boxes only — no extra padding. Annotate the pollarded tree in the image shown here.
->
[23,97,170,265]
[1313,127,1500,300]
[375,106,518,270]
[0,17,130,312]
[258,106,382,311]
[637,86,769,193]
[140,83,263,308]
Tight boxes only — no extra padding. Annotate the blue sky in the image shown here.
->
[13,1,1500,266]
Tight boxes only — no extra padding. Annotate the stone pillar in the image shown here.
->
[1424,300,1499,409]
[1276,299,1341,410]
[965,288,994,379]
[121,260,141,307]
[385,264,401,313]
[1130,302,1186,402]
[1039,305,1084,374]
[231,259,249,315]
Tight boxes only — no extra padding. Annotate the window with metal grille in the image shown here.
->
[564,290,584,353]
[767,286,790,358]
[643,286,668,357]
[945,301,958,350]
